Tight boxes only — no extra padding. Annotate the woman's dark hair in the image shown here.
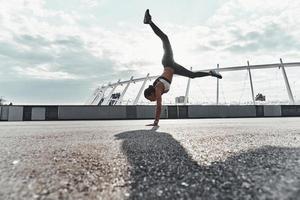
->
[144,85,155,98]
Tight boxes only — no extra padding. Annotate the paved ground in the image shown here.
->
[0,118,300,200]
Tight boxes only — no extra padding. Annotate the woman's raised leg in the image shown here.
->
[143,9,222,79]
[144,9,174,67]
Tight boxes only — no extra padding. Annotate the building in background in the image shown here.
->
[175,96,186,104]
[109,93,121,106]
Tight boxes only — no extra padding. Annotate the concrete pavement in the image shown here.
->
[0,118,300,199]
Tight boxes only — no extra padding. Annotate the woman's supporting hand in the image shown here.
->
[146,120,159,126]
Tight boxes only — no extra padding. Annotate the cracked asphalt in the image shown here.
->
[0,118,300,200]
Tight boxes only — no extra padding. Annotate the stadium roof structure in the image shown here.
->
[86,59,300,106]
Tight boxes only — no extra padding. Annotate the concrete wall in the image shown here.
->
[46,107,58,120]
[188,105,221,118]
[264,105,282,117]
[1,105,300,121]
[31,107,46,121]
[8,106,23,121]
[136,105,168,119]
[188,105,257,118]
[58,106,127,120]
[281,105,300,116]
[0,106,9,121]
[23,106,32,121]
[256,106,264,117]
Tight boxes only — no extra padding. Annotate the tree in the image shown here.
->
[0,97,6,105]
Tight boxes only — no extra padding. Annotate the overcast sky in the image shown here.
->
[0,0,300,105]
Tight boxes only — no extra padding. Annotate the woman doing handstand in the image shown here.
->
[143,9,222,126]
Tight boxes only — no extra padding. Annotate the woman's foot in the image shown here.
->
[210,70,222,79]
[144,9,152,24]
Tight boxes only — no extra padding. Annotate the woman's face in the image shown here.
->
[147,92,156,102]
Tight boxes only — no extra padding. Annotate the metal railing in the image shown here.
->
[86,59,300,105]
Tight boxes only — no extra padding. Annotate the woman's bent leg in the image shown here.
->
[144,10,222,79]
[172,63,211,78]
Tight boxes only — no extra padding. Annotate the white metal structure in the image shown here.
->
[247,61,255,105]
[216,64,220,105]
[86,59,300,105]
[116,76,133,105]
[183,67,192,105]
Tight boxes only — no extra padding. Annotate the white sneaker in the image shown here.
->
[210,70,222,79]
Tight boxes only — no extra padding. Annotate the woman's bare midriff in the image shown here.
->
[161,67,174,82]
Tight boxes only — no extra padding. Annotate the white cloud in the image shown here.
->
[13,64,81,80]
[80,0,101,8]
[0,0,299,104]
[206,0,300,54]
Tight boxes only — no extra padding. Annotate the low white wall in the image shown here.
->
[8,106,23,121]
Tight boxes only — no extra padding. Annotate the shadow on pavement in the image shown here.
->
[115,129,300,200]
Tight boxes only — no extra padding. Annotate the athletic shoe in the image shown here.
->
[210,70,222,79]
[144,9,152,24]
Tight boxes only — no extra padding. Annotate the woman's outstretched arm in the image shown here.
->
[154,89,162,125]
[146,85,164,126]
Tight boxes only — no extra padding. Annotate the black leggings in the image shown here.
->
[149,22,210,79]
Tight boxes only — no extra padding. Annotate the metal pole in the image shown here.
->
[133,73,149,105]
[87,86,101,105]
[92,86,108,105]
[184,67,192,105]
[247,61,255,105]
[102,80,120,105]
[216,64,219,105]
[280,58,295,104]
[116,76,133,105]
[93,82,111,105]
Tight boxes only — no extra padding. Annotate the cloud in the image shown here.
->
[0,40,53,65]
[225,24,300,53]
[0,6,141,82]
[13,64,81,80]
[200,0,300,54]
[0,79,93,105]
[80,0,101,8]
[0,0,299,104]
